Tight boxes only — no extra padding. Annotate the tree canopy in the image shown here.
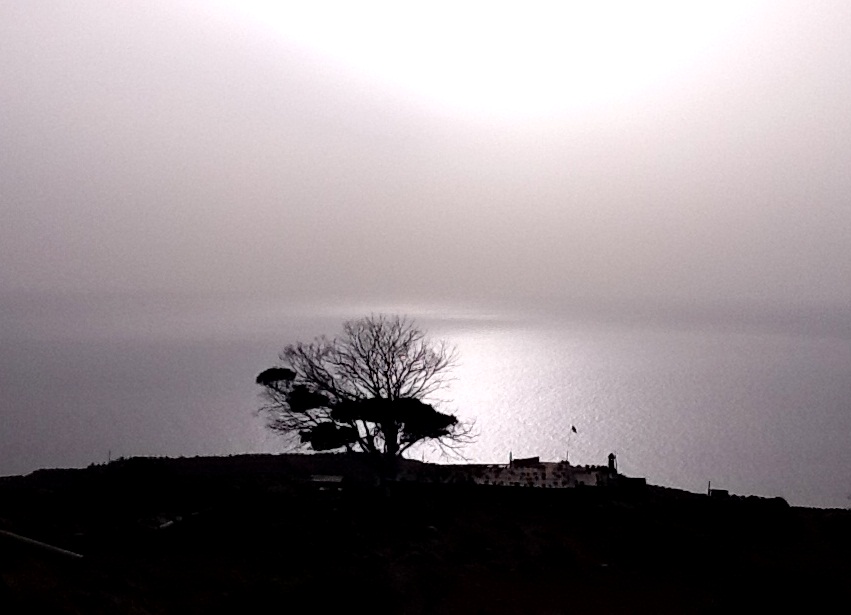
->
[256,315,471,469]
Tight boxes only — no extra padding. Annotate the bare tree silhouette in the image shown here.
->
[256,314,473,475]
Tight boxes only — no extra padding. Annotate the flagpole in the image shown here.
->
[567,425,577,465]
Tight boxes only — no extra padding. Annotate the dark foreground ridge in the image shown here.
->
[2,454,850,614]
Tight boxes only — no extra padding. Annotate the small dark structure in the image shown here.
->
[608,453,617,475]
[511,456,540,468]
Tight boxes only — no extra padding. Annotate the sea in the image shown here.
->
[2,292,850,508]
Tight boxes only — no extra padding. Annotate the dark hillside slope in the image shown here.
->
[2,454,850,614]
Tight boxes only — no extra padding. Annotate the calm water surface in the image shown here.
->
[2,294,849,508]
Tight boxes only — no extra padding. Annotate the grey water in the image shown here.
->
[2,292,849,508]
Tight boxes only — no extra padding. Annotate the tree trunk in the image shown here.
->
[381,421,400,480]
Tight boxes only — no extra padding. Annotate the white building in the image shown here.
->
[396,454,618,489]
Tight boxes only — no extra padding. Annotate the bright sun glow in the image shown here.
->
[216,1,766,118]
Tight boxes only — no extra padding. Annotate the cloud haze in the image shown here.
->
[2,1,850,309]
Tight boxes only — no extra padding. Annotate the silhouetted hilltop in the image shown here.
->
[1,454,850,614]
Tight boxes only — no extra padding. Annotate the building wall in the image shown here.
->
[396,461,610,489]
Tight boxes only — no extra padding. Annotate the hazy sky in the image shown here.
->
[3,2,851,494]
[3,0,851,310]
